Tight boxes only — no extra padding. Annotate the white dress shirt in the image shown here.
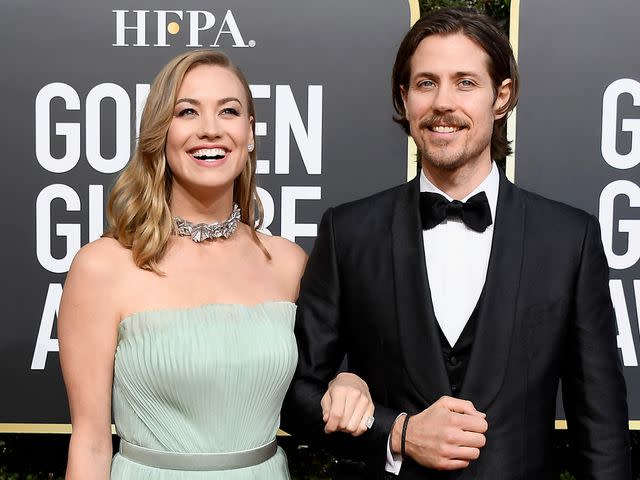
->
[385,162,499,474]
[420,163,499,346]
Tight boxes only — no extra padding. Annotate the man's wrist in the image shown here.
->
[390,413,407,455]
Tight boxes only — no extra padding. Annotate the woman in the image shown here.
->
[59,50,373,479]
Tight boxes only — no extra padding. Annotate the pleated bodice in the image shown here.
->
[110,301,297,479]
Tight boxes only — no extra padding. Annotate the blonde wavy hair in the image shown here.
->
[106,50,266,272]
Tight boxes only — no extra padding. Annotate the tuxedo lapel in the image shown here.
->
[459,169,525,410]
[392,177,451,405]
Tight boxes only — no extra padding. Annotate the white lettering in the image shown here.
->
[212,10,247,47]
[89,185,104,242]
[257,187,274,235]
[31,284,62,370]
[250,85,271,174]
[187,10,215,47]
[36,184,81,274]
[155,10,183,47]
[280,186,321,241]
[599,180,640,269]
[601,78,640,169]
[85,83,131,174]
[35,83,81,173]
[609,279,639,366]
[113,10,149,47]
[135,83,150,138]
[275,85,323,175]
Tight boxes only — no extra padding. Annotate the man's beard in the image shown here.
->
[417,113,490,171]
[421,144,469,171]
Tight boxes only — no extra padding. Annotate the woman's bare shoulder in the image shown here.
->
[60,238,136,328]
[67,237,133,283]
[258,233,307,288]
[259,232,306,261]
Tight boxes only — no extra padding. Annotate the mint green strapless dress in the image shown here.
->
[110,302,297,479]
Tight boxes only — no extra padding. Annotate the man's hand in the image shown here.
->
[321,372,375,437]
[391,396,488,470]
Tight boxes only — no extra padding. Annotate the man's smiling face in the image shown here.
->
[402,32,511,174]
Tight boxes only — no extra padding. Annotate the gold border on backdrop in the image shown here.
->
[15,422,640,435]
[406,0,420,181]
[556,421,640,430]
[506,0,520,182]
[409,0,420,25]
[0,424,71,434]
[0,424,117,434]
[0,424,290,436]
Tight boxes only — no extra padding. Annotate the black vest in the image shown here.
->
[435,291,484,397]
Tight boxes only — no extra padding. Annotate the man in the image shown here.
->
[283,8,631,479]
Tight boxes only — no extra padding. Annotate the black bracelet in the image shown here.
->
[401,414,411,458]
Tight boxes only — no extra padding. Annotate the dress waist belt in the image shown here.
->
[119,438,278,471]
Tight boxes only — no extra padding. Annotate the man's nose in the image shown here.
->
[432,84,455,112]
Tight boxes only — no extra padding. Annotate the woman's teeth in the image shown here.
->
[192,148,226,160]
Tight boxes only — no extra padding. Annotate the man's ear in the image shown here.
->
[494,78,512,120]
[400,85,409,115]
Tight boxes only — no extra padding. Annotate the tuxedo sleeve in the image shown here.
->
[561,214,631,479]
[281,207,400,469]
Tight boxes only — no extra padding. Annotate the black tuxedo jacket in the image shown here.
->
[283,170,631,479]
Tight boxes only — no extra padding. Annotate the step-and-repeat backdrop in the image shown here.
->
[0,0,414,429]
[514,0,640,422]
[2,0,638,430]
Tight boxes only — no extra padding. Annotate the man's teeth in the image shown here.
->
[192,148,226,160]
[432,126,459,133]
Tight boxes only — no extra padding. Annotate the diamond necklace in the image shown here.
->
[173,203,241,243]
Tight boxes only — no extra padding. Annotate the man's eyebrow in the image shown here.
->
[411,71,482,79]
[412,71,438,79]
[453,71,481,78]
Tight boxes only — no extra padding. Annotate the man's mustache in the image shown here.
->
[419,114,469,130]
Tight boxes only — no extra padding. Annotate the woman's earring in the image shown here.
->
[248,143,254,152]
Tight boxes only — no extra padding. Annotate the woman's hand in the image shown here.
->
[321,372,375,437]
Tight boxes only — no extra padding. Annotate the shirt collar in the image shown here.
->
[419,162,499,224]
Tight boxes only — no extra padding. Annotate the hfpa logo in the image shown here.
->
[112,10,256,48]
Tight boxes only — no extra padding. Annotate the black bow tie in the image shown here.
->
[420,191,492,232]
